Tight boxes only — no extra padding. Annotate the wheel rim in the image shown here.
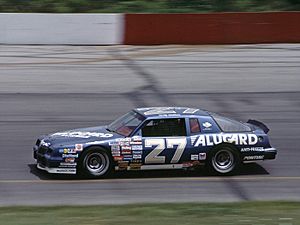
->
[85,152,109,175]
[212,149,235,173]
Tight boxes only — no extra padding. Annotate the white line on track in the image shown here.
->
[0,176,300,184]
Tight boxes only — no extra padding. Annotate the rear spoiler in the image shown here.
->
[247,119,270,134]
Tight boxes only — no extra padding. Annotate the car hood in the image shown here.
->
[41,126,123,147]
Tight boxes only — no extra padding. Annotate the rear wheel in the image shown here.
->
[209,146,240,175]
[79,147,112,178]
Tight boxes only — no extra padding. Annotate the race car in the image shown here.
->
[33,107,277,177]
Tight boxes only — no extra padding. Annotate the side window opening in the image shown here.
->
[142,118,187,137]
[189,118,201,133]
[212,114,251,132]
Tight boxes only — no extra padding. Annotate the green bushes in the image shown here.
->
[0,0,300,13]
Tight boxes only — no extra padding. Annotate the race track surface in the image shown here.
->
[0,44,299,205]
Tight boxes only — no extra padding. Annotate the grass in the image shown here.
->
[0,202,300,225]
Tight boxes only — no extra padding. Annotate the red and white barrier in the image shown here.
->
[0,12,299,45]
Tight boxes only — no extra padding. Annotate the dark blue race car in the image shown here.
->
[33,107,277,177]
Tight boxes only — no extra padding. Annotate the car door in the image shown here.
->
[186,116,221,163]
[186,117,207,162]
[139,118,188,165]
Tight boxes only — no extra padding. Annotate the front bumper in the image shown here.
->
[37,163,76,174]
[34,145,77,175]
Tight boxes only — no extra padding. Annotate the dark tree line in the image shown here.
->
[0,0,300,13]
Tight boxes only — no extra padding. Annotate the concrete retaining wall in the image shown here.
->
[0,13,123,45]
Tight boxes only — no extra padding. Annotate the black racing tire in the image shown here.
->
[208,145,240,175]
[79,147,112,178]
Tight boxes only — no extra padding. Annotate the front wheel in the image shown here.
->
[209,146,240,175]
[79,147,112,178]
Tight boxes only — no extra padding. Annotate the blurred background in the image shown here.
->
[0,0,300,13]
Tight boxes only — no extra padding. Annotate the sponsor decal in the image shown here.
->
[116,138,132,142]
[122,146,132,151]
[52,131,113,138]
[59,162,77,168]
[65,148,76,154]
[121,146,132,154]
[111,145,120,151]
[132,151,142,155]
[56,168,76,173]
[130,141,143,145]
[241,147,264,152]
[243,155,264,160]
[183,161,201,167]
[193,134,258,147]
[62,154,79,158]
[118,161,129,170]
[113,156,123,161]
[119,142,130,146]
[123,156,133,161]
[109,141,119,146]
[75,144,83,151]
[110,139,136,146]
[132,136,142,141]
[121,150,132,155]
[40,139,51,147]
[118,161,129,166]
[59,148,77,154]
[129,164,142,170]
[133,154,142,159]
[132,145,143,151]
[191,154,199,161]
[65,158,75,163]
[199,153,206,160]
[111,151,121,157]
[202,122,212,130]
[117,167,126,171]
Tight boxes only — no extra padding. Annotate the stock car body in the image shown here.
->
[33,107,277,177]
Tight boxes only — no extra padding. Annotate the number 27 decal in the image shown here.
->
[144,138,187,164]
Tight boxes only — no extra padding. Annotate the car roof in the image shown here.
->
[134,107,210,118]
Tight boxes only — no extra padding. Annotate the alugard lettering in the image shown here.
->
[192,134,258,147]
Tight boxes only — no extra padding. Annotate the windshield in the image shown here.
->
[108,111,145,136]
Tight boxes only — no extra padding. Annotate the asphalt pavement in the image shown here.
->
[0,44,299,205]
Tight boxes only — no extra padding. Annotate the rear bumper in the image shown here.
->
[242,147,277,161]
[263,147,277,160]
